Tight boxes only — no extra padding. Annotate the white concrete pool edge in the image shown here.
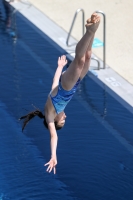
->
[11,1,133,114]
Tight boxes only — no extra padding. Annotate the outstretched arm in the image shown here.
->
[51,55,67,90]
[44,116,58,174]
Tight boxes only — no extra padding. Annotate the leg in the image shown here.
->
[80,34,95,80]
[80,15,101,80]
[61,13,100,90]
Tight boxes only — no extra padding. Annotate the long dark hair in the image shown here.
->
[19,108,62,131]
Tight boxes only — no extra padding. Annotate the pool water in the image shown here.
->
[0,4,133,200]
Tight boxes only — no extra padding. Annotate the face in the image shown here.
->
[55,112,67,127]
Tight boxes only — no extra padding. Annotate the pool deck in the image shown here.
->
[11,0,133,113]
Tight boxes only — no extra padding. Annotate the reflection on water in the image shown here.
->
[0,0,17,41]
[77,76,107,119]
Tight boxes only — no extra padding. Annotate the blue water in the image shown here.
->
[0,102,77,200]
[0,4,133,200]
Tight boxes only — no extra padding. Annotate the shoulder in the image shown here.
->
[50,86,58,97]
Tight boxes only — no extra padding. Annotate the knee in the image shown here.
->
[74,56,85,68]
[85,50,92,61]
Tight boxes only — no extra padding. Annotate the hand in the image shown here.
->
[44,157,57,174]
[58,55,67,68]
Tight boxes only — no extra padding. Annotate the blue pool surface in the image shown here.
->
[0,5,133,200]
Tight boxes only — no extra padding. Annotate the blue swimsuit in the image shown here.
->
[50,77,80,114]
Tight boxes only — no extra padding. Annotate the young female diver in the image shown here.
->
[19,13,100,174]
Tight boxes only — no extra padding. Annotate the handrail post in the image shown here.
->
[91,57,100,70]
[95,10,106,69]
[66,8,85,47]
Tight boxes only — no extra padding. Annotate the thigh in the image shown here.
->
[80,58,91,80]
[61,59,83,90]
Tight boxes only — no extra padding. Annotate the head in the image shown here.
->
[54,112,66,129]
[43,112,66,130]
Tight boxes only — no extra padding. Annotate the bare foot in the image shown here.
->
[85,13,100,33]
[88,13,100,24]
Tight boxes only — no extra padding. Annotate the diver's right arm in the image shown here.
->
[51,55,67,90]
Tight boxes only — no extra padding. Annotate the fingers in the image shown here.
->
[58,55,67,67]
[58,55,66,60]
[46,165,51,172]
[61,55,66,60]
[44,161,57,174]
[54,166,56,174]
[44,162,50,166]
[46,165,53,173]
[45,164,56,174]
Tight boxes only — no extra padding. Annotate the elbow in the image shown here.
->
[51,134,58,140]
[50,133,58,140]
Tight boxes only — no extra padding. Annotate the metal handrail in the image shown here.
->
[95,10,106,69]
[66,8,85,47]
[91,57,100,70]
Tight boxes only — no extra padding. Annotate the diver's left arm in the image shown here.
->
[44,120,58,174]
